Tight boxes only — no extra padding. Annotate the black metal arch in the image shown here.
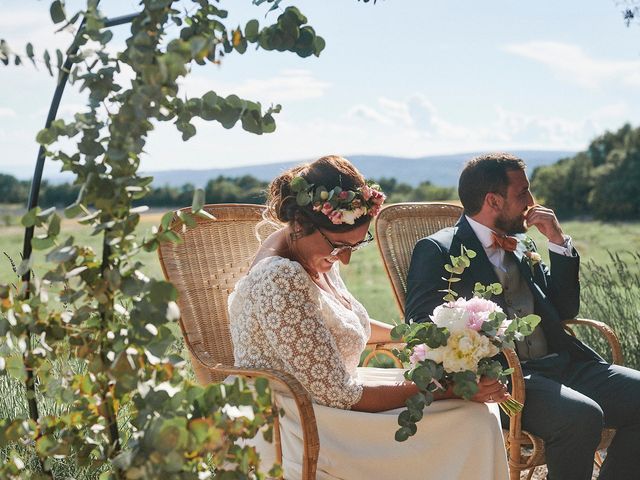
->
[20,11,138,422]
[21,12,138,284]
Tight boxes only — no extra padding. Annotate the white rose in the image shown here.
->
[442,348,477,372]
[457,335,474,354]
[340,209,358,225]
[431,304,469,333]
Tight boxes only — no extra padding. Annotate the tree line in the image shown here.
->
[4,120,639,219]
[531,124,640,220]
[0,174,457,208]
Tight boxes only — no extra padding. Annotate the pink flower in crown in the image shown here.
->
[368,204,381,218]
[321,202,333,215]
[361,185,373,200]
[338,190,349,200]
[328,210,343,224]
[370,189,386,205]
[462,297,503,331]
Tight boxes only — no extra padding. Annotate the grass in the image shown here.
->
[0,214,165,287]
[2,209,640,335]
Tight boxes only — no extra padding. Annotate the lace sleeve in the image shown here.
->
[254,259,363,409]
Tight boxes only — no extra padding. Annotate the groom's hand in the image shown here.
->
[471,376,508,404]
[525,205,565,246]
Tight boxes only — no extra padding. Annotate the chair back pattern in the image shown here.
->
[375,202,464,315]
[158,204,277,383]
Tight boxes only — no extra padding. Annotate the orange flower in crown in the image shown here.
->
[290,176,386,225]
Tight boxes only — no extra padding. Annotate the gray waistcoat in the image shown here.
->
[492,253,549,360]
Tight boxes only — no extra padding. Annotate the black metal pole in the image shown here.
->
[22,12,138,284]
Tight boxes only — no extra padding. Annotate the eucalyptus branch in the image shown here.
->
[441,245,476,302]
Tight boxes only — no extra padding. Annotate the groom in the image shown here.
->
[404,153,640,480]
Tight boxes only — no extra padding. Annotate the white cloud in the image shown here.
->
[339,93,634,158]
[347,94,477,141]
[178,69,331,103]
[504,41,640,88]
[0,108,16,117]
[347,105,392,125]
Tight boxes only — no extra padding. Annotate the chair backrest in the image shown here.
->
[375,202,463,315]
[158,204,277,383]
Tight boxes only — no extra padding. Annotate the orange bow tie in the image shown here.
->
[491,232,518,252]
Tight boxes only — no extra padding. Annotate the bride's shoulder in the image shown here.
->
[250,256,307,280]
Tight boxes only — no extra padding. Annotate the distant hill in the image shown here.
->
[27,150,575,187]
[143,150,575,188]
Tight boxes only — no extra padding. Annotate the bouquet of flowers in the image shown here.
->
[391,246,541,441]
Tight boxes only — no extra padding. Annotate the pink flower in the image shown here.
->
[321,202,333,215]
[338,190,349,200]
[462,297,503,331]
[410,343,428,365]
[370,189,386,205]
[361,185,373,200]
[328,210,343,224]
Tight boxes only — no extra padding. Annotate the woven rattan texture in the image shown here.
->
[375,202,463,315]
[158,204,277,383]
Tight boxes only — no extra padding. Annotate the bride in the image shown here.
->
[228,155,509,480]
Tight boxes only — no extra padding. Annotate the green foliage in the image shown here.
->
[578,251,640,370]
[376,177,457,203]
[441,245,476,302]
[390,249,540,441]
[0,0,329,477]
[531,124,640,220]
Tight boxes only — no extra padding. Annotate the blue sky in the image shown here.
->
[1,0,640,179]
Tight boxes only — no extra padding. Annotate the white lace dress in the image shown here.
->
[229,256,508,480]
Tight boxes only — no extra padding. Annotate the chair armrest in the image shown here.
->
[563,318,623,365]
[363,342,404,368]
[503,347,526,437]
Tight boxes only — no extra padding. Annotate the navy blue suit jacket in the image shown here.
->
[404,215,602,363]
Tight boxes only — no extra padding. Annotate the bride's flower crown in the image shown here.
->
[289,175,386,225]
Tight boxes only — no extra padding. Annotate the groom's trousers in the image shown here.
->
[500,351,640,480]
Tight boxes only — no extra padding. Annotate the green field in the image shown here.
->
[2,210,639,325]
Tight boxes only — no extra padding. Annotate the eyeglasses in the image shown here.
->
[317,228,374,256]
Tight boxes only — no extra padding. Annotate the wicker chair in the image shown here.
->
[157,204,319,480]
[375,202,623,480]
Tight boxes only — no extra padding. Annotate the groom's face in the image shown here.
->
[494,169,534,234]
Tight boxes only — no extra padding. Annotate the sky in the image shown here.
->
[1,0,640,180]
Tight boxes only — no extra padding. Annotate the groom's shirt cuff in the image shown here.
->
[548,235,575,257]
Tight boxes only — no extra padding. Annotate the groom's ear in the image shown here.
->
[485,192,503,212]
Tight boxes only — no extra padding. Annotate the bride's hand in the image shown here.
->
[471,376,508,403]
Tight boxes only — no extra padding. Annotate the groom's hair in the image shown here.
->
[458,153,526,216]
